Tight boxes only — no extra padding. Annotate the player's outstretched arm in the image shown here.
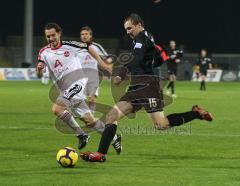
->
[88,46,112,74]
[112,66,128,85]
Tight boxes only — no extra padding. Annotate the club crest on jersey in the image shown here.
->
[64,51,70,57]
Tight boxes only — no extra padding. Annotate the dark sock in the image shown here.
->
[203,80,206,90]
[167,82,172,89]
[167,111,201,127]
[98,124,117,154]
[172,82,175,94]
[200,81,204,90]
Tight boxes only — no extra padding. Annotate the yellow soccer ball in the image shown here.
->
[56,147,78,168]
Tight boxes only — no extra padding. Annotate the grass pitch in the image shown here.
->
[0,81,239,186]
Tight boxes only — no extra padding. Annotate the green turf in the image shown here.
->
[0,81,240,186]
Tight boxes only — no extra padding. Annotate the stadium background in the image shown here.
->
[0,1,240,186]
[0,0,240,81]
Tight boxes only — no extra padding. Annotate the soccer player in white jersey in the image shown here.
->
[79,26,112,112]
[79,26,122,154]
[36,23,121,153]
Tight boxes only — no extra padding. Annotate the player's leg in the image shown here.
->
[167,74,173,90]
[200,75,206,90]
[81,111,123,154]
[88,95,97,113]
[52,102,88,149]
[149,105,213,130]
[167,72,176,96]
[85,76,99,114]
[71,101,122,154]
[80,101,133,161]
[52,102,86,136]
[171,74,176,96]
[199,74,202,90]
[97,101,133,154]
[72,100,109,134]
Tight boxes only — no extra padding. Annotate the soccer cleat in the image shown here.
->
[112,134,122,155]
[192,105,213,121]
[80,152,106,162]
[77,134,90,150]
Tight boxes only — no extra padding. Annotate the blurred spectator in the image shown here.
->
[166,40,183,97]
[196,49,212,90]
[183,60,192,80]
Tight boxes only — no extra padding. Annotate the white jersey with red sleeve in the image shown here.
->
[38,41,89,81]
[38,41,91,104]
[77,42,109,70]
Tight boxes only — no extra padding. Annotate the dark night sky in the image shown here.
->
[0,0,240,53]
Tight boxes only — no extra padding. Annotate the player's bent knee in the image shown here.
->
[154,123,169,130]
[105,108,119,124]
[52,105,64,116]
[89,96,96,103]
[152,116,170,130]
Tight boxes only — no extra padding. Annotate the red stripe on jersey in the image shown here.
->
[39,44,51,55]
[37,45,50,63]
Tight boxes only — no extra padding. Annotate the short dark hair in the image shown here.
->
[124,13,144,27]
[80,26,93,36]
[44,23,62,33]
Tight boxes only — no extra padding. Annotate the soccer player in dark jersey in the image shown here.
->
[197,49,212,90]
[80,14,213,162]
[166,40,183,98]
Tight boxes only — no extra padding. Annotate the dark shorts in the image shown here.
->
[119,76,164,113]
[200,70,207,76]
[168,68,177,76]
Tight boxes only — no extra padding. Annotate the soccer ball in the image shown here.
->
[56,147,78,168]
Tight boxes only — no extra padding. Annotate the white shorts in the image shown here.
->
[70,100,91,118]
[82,68,100,97]
[56,78,88,108]
[85,81,99,97]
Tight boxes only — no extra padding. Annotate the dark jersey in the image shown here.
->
[166,48,183,70]
[117,31,164,113]
[125,30,156,76]
[197,57,211,73]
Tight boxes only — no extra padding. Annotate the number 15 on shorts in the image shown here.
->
[149,98,157,108]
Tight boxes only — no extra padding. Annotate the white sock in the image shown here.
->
[58,110,86,136]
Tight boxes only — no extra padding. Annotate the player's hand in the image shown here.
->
[113,76,122,85]
[36,62,45,78]
[101,62,112,74]
[37,62,45,70]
